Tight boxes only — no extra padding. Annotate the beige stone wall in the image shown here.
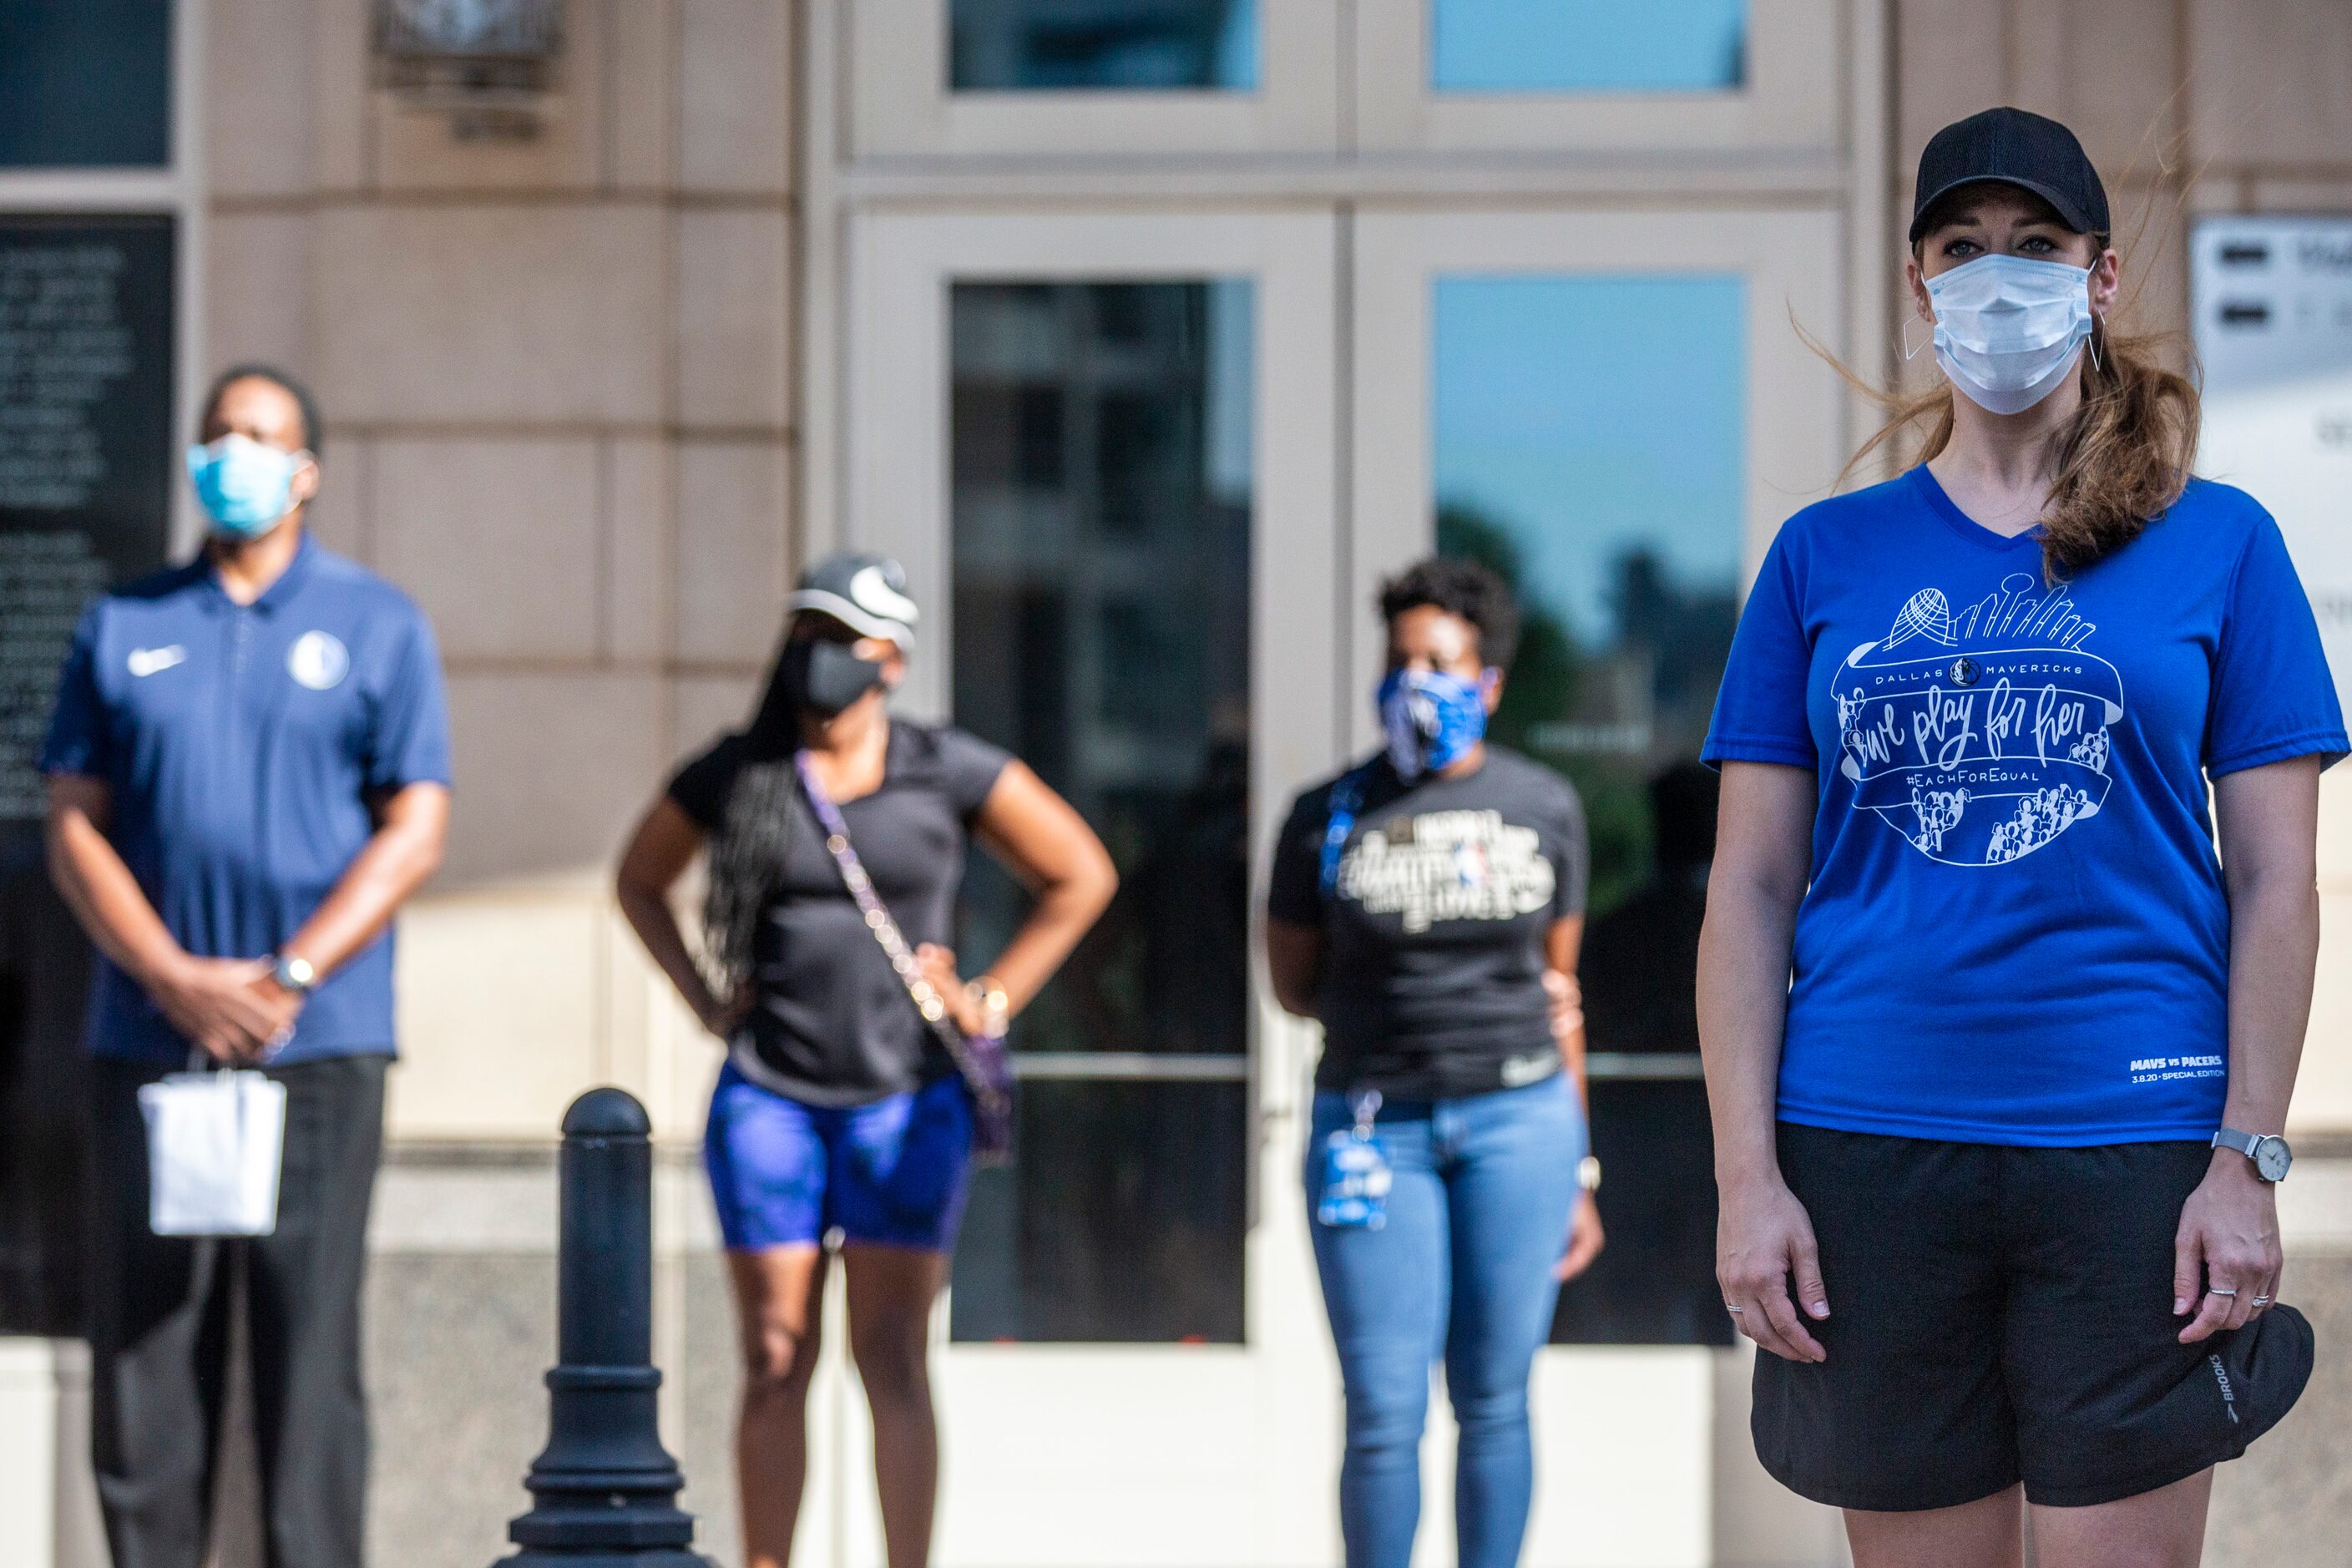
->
[203,0,796,1143]
[1893,0,2193,354]
[195,1,2352,1141]
[1894,0,2352,1131]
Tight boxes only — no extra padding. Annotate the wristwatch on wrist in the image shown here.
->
[2213,1127,2292,1183]
[271,952,318,997]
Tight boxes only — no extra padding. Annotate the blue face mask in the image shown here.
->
[1378,667,1491,781]
[186,434,306,539]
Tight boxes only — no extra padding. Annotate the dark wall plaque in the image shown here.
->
[0,215,175,1335]
[1,217,174,812]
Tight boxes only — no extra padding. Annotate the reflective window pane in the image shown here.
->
[1433,275,1742,1345]
[950,1080,1248,1343]
[1554,1079,1731,1346]
[949,281,1252,1342]
[0,1,171,168]
[952,0,1260,90]
[1432,0,1746,94]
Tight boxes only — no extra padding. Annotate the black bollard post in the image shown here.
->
[494,1087,711,1568]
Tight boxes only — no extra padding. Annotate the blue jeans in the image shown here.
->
[1306,1074,1585,1568]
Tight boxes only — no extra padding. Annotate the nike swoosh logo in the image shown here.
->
[127,646,186,677]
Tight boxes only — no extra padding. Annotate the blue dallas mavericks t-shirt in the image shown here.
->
[41,534,452,1065]
[1704,466,2345,1146]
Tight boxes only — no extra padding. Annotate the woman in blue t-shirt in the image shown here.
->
[1702,108,2341,1565]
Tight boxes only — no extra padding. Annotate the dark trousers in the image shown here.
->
[88,1055,387,1568]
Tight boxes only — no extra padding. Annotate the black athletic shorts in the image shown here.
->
[1753,1123,2315,1511]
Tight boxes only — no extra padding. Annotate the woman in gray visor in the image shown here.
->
[616,553,1115,1568]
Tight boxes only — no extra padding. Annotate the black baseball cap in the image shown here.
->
[1909,107,2110,245]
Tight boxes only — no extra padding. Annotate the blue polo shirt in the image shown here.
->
[40,533,452,1065]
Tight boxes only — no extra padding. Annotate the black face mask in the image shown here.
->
[781,638,887,717]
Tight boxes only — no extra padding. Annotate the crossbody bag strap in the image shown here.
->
[791,751,1009,1119]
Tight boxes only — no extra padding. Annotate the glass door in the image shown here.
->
[946,277,1257,1345]
[847,0,1343,157]
[1350,205,1849,1567]
[830,200,1854,1566]
[842,207,1345,1568]
[1351,0,1841,154]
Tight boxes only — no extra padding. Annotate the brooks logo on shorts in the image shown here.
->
[2208,1353,2239,1424]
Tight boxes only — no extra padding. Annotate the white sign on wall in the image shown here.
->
[2193,217,2352,717]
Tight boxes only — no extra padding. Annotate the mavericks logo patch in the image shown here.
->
[287,630,350,690]
[1834,572,2124,866]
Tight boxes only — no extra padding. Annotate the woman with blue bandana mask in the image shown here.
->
[1265,556,1600,1568]
[1377,664,1494,781]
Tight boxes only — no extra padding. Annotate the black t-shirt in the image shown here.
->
[1267,747,1588,1100]
[669,721,1012,1105]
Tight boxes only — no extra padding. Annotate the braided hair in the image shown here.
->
[698,635,807,999]
[701,762,797,997]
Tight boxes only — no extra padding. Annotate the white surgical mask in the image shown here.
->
[1922,253,2096,415]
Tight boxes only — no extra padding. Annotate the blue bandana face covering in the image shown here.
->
[1378,667,1491,781]
[186,433,306,539]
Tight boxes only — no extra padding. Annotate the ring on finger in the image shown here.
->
[2251,1294,2272,1308]
[1725,1304,1745,1315]
[2208,1287,2238,1298]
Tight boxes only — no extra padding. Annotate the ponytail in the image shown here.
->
[2040,316,2199,577]
[1836,241,2200,582]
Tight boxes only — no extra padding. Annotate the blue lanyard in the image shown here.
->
[1318,765,1374,898]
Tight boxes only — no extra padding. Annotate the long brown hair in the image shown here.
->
[1839,234,2201,583]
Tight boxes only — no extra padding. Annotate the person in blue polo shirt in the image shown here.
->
[42,365,451,1568]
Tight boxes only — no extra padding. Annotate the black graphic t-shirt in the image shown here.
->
[1267,747,1588,1100]
[668,721,1011,1106]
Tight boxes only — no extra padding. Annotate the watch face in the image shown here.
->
[2257,1137,2293,1182]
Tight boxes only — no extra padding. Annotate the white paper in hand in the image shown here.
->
[138,1070,287,1237]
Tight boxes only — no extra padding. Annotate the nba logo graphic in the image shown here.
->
[287,630,350,691]
[1948,656,1981,687]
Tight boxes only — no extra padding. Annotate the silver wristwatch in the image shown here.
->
[271,952,318,996]
[2213,1127,2292,1182]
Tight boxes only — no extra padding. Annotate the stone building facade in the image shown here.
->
[5,4,2352,1566]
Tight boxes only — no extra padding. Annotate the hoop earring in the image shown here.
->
[1901,313,1931,362]
[2086,318,2103,372]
